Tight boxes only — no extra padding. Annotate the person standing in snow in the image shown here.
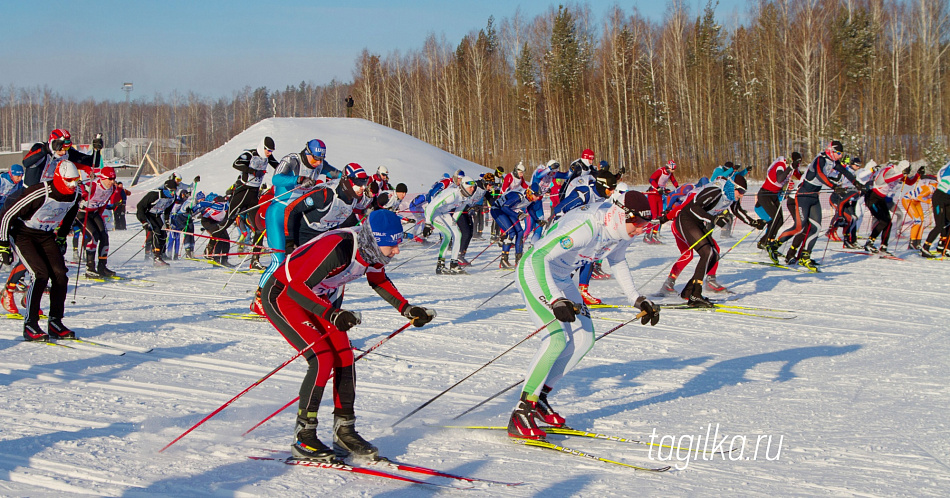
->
[22,129,102,187]
[0,160,82,341]
[229,136,279,270]
[863,161,911,255]
[260,209,435,462]
[136,179,179,266]
[645,159,679,243]
[77,166,121,277]
[424,176,478,274]
[507,191,659,439]
[921,161,950,257]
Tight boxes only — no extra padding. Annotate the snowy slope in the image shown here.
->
[131,117,489,201]
[1,181,949,493]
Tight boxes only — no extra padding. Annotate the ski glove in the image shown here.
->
[92,133,104,151]
[550,298,580,323]
[403,305,436,327]
[193,175,201,183]
[635,296,660,326]
[329,309,362,332]
[0,242,12,265]
[422,224,433,237]
[714,213,731,228]
[749,218,767,230]
[56,236,68,256]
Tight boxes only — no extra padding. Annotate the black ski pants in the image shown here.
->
[13,230,68,324]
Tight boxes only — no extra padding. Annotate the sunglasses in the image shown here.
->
[350,177,369,187]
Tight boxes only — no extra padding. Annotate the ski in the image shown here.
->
[248,456,463,489]
[5,313,49,320]
[664,306,795,320]
[593,303,794,313]
[218,312,267,321]
[59,338,129,354]
[730,259,816,273]
[444,425,731,454]
[833,249,904,261]
[25,339,75,349]
[512,438,671,472]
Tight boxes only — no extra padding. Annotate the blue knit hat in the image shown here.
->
[368,210,404,247]
[10,164,24,176]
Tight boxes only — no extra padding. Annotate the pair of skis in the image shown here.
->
[250,451,523,489]
[592,302,797,320]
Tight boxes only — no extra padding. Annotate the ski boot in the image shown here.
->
[651,231,664,244]
[878,245,893,257]
[412,236,426,244]
[536,385,566,427]
[704,275,728,293]
[507,392,546,440]
[842,240,859,250]
[47,317,75,339]
[515,252,523,266]
[153,250,170,267]
[250,288,267,316]
[681,279,715,308]
[578,284,601,305]
[184,248,194,259]
[447,259,467,275]
[291,415,339,462]
[642,231,655,244]
[920,246,937,259]
[826,229,842,242]
[659,275,676,295]
[784,246,799,266]
[84,251,100,278]
[591,261,610,280]
[71,248,79,264]
[756,238,768,250]
[765,241,782,264]
[249,255,265,271]
[863,238,878,253]
[435,258,447,275]
[333,415,379,459]
[23,322,48,342]
[798,251,819,272]
[97,258,117,278]
[457,252,470,267]
[499,252,512,269]
[1,284,19,314]
[908,239,922,251]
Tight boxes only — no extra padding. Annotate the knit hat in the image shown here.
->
[368,209,404,247]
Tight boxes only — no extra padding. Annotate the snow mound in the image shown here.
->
[131,117,489,200]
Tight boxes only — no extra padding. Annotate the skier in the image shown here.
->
[826,156,863,247]
[900,172,935,250]
[136,179,179,266]
[490,188,544,270]
[0,164,25,211]
[0,160,82,341]
[372,166,392,192]
[558,150,596,203]
[645,159,679,243]
[77,166,121,277]
[660,175,766,300]
[22,129,102,187]
[501,163,528,195]
[754,152,801,251]
[252,139,340,315]
[229,136,278,269]
[507,191,660,439]
[782,140,863,269]
[863,161,908,254]
[921,160,950,257]
[284,163,370,252]
[198,195,234,267]
[260,209,435,461]
[424,176,478,274]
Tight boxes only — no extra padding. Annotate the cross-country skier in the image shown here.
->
[645,159,679,243]
[755,152,801,251]
[230,136,278,269]
[284,163,370,252]
[372,166,392,192]
[0,164,25,211]
[490,188,544,269]
[260,209,435,461]
[900,171,935,251]
[921,161,950,257]
[863,161,909,255]
[77,166,121,277]
[501,163,528,194]
[507,191,659,439]
[0,160,82,341]
[425,176,478,274]
[252,139,340,315]
[22,129,102,187]
[136,179,179,266]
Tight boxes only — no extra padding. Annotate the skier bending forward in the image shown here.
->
[508,191,661,439]
[261,209,436,462]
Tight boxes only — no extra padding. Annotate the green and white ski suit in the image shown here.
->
[425,186,467,260]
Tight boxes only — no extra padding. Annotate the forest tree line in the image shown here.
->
[2,0,949,182]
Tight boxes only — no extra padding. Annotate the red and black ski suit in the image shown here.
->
[261,228,412,419]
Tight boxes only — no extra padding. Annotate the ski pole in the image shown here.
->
[242,321,416,437]
[480,252,502,271]
[223,231,268,289]
[452,313,643,420]
[118,245,145,268]
[159,340,318,453]
[465,223,514,265]
[391,317,559,428]
[640,226,716,288]
[717,226,758,262]
[70,211,90,304]
[110,226,145,254]
[232,185,304,218]
[476,280,515,309]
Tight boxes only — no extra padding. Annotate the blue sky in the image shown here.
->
[2,0,746,101]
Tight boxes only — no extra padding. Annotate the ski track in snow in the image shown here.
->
[1,225,949,497]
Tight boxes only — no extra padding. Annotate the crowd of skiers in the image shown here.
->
[3,129,949,458]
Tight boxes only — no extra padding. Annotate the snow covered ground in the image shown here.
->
[2,117,948,495]
[0,212,948,496]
